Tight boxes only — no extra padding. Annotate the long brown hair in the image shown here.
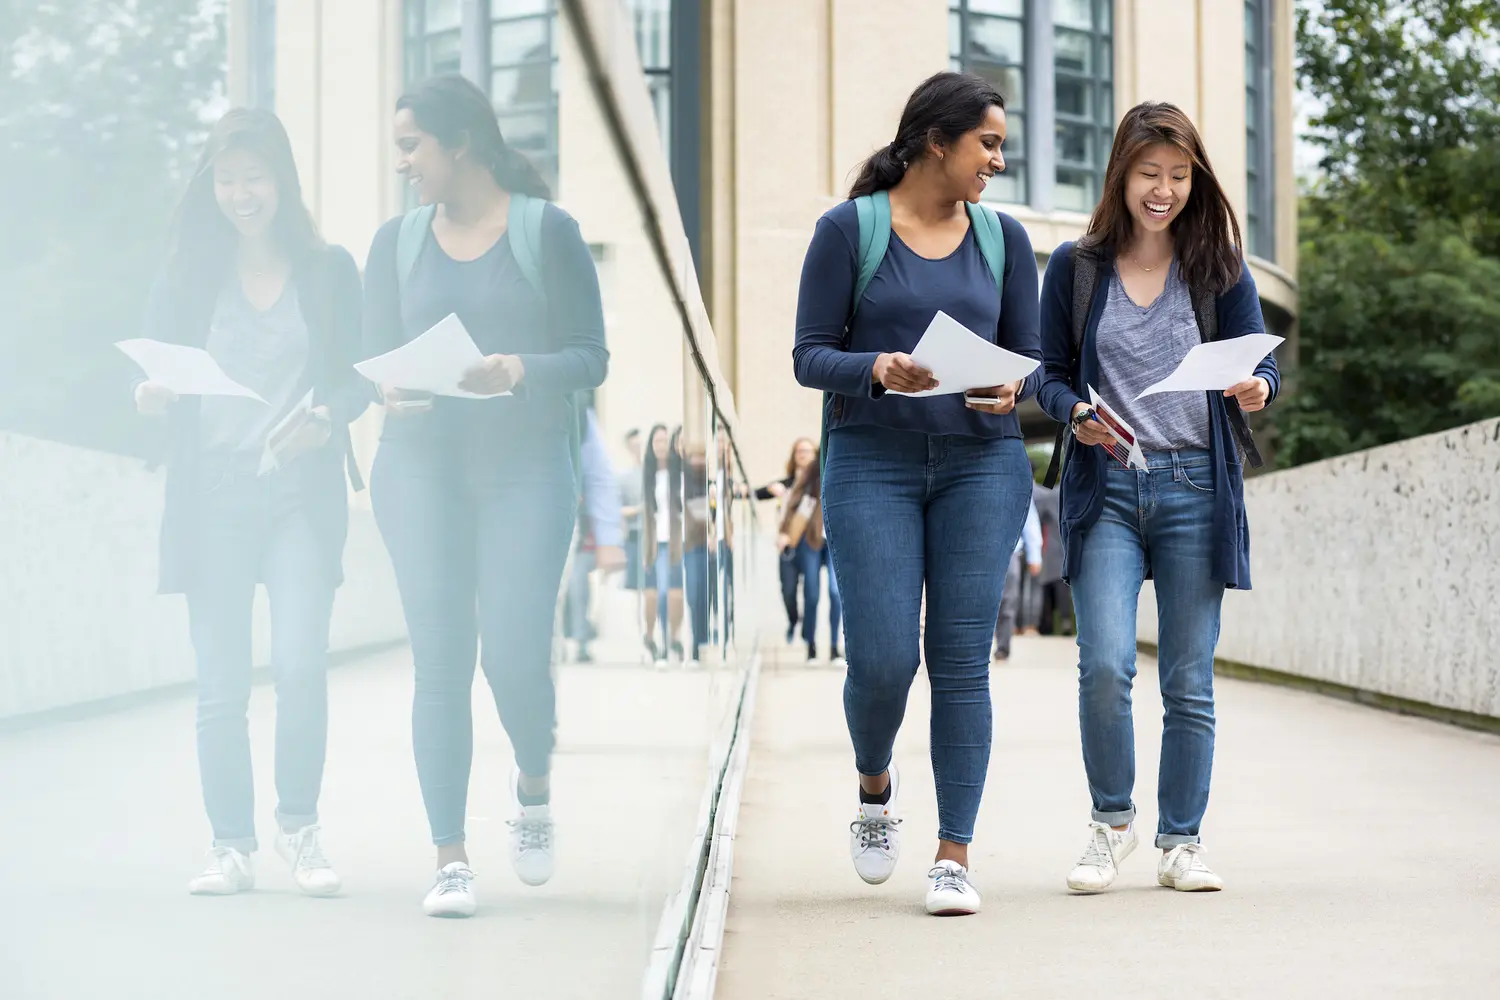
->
[784,437,816,480]
[167,108,323,285]
[1079,101,1243,296]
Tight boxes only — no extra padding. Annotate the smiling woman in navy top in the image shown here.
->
[793,71,1041,917]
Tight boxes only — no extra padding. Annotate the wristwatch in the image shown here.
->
[1070,406,1095,435]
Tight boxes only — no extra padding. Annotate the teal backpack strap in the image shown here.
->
[822,191,895,472]
[966,201,1007,293]
[396,204,436,290]
[509,192,584,495]
[507,192,547,296]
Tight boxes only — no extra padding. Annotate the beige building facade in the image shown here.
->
[228,0,1298,485]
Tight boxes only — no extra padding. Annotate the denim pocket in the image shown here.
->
[1178,465,1215,493]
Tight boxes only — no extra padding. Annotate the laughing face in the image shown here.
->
[212,146,280,240]
[939,103,1008,204]
[394,107,457,206]
[1126,141,1193,233]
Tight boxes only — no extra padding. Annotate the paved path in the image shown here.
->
[718,637,1500,1000]
[0,646,737,1000]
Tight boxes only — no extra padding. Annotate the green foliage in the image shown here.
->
[1283,0,1500,465]
[0,0,226,455]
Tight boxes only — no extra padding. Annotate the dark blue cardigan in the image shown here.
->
[137,245,371,595]
[1035,242,1280,589]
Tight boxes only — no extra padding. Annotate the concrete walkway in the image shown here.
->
[0,646,735,999]
[717,637,1500,1000]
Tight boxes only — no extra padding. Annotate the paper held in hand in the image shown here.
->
[114,339,266,402]
[1087,385,1148,472]
[353,313,512,399]
[258,389,315,477]
[887,310,1040,398]
[1136,333,1284,399]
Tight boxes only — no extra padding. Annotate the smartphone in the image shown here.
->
[963,393,1000,407]
[392,398,432,411]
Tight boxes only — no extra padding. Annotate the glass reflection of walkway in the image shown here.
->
[0,646,721,999]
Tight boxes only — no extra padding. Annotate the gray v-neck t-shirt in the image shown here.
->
[1095,260,1211,453]
[199,281,311,460]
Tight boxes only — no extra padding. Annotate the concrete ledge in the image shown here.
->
[1138,640,1500,737]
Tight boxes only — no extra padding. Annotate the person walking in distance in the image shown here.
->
[775,456,843,665]
[993,496,1041,661]
[1037,102,1279,894]
[639,424,686,664]
[793,72,1041,916]
[756,437,817,644]
[363,75,608,917]
[132,109,369,897]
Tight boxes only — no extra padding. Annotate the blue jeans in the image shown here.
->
[186,467,336,853]
[794,541,841,648]
[1070,448,1225,848]
[371,435,576,847]
[822,425,1032,844]
[778,549,803,636]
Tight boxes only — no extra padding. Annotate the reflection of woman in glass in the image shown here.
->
[777,454,843,665]
[133,109,368,897]
[640,423,685,664]
[363,76,608,918]
[756,437,818,643]
[682,435,713,664]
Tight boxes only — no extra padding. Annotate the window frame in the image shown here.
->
[1244,0,1276,261]
[1051,0,1113,215]
[950,0,1029,206]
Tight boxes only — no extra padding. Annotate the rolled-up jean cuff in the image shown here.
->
[275,810,318,832]
[855,758,893,780]
[213,836,258,854]
[432,832,466,847]
[937,828,973,845]
[1091,807,1136,828]
[1155,833,1201,849]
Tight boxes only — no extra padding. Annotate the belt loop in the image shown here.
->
[1170,449,1184,481]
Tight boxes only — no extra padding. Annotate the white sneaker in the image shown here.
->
[1067,821,1139,893]
[925,859,982,916]
[274,824,342,897]
[423,861,478,917]
[848,762,902,885]
[509,769,556,887]
[188,846,255,896]
[1158,843,1224,892]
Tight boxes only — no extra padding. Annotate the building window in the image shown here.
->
[1052,0,1112,213]
[626,0,672,160]
[405,0,463,82]
[248,0,277,110]
[490,0,559,190]
[1244,0,1275,260]
[950,0,1027,204]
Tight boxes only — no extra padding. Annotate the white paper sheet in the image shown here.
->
[1136,333,1284,399]
[1087,384,1148,471]
[114,339,266,402]
[258,389,315,476]
[353,313,511,399]
[887,310,1040,398]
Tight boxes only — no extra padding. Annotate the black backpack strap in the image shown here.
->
[1190,283,1263,469]
[1043,246,1100,488]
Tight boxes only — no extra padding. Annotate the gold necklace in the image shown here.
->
[1127,248,1171,273]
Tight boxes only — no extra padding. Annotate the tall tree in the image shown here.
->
[1282,0,1500,467]
[0,0,226,455]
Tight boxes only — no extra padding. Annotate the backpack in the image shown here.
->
[394,192,584,494]
[818,190,1009,471]
[1039,247,1263,489]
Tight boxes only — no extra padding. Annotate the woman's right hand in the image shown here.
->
[134,380,178,417]
[776,532,791,552]
[873,353,938,394]
[382,386,434,416]
[1071,401,1117,447]
[766,481,787,498]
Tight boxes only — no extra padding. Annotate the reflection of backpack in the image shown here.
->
[394,192,583,493]
[1040,246,1263,488]
[819,190,1009,471]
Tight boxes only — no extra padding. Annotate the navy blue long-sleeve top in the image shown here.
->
[362,200,608,449]
[1037,242,1280,589]
[793,199,1042,439]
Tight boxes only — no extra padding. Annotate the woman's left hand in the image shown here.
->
[1225,376,1270,413]
[460,354,525,396]
[272,406,333,463]
[965,380,1023,414]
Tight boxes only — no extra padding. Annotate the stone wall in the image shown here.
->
[1139,418,1500,718]
[0,433,406,721]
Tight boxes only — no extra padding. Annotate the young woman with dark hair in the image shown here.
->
[133,108,368,897]
[793,71,1041,915]
[1037,102,1279,895]
[362,75,608,917]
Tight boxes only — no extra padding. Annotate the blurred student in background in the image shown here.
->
[640,423,685,664]
[776,455,843,665]
[755,436,817,643]
[133,108,368,898]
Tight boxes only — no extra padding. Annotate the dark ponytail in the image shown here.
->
[848,71,1007,199]
[397,74,552,199]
